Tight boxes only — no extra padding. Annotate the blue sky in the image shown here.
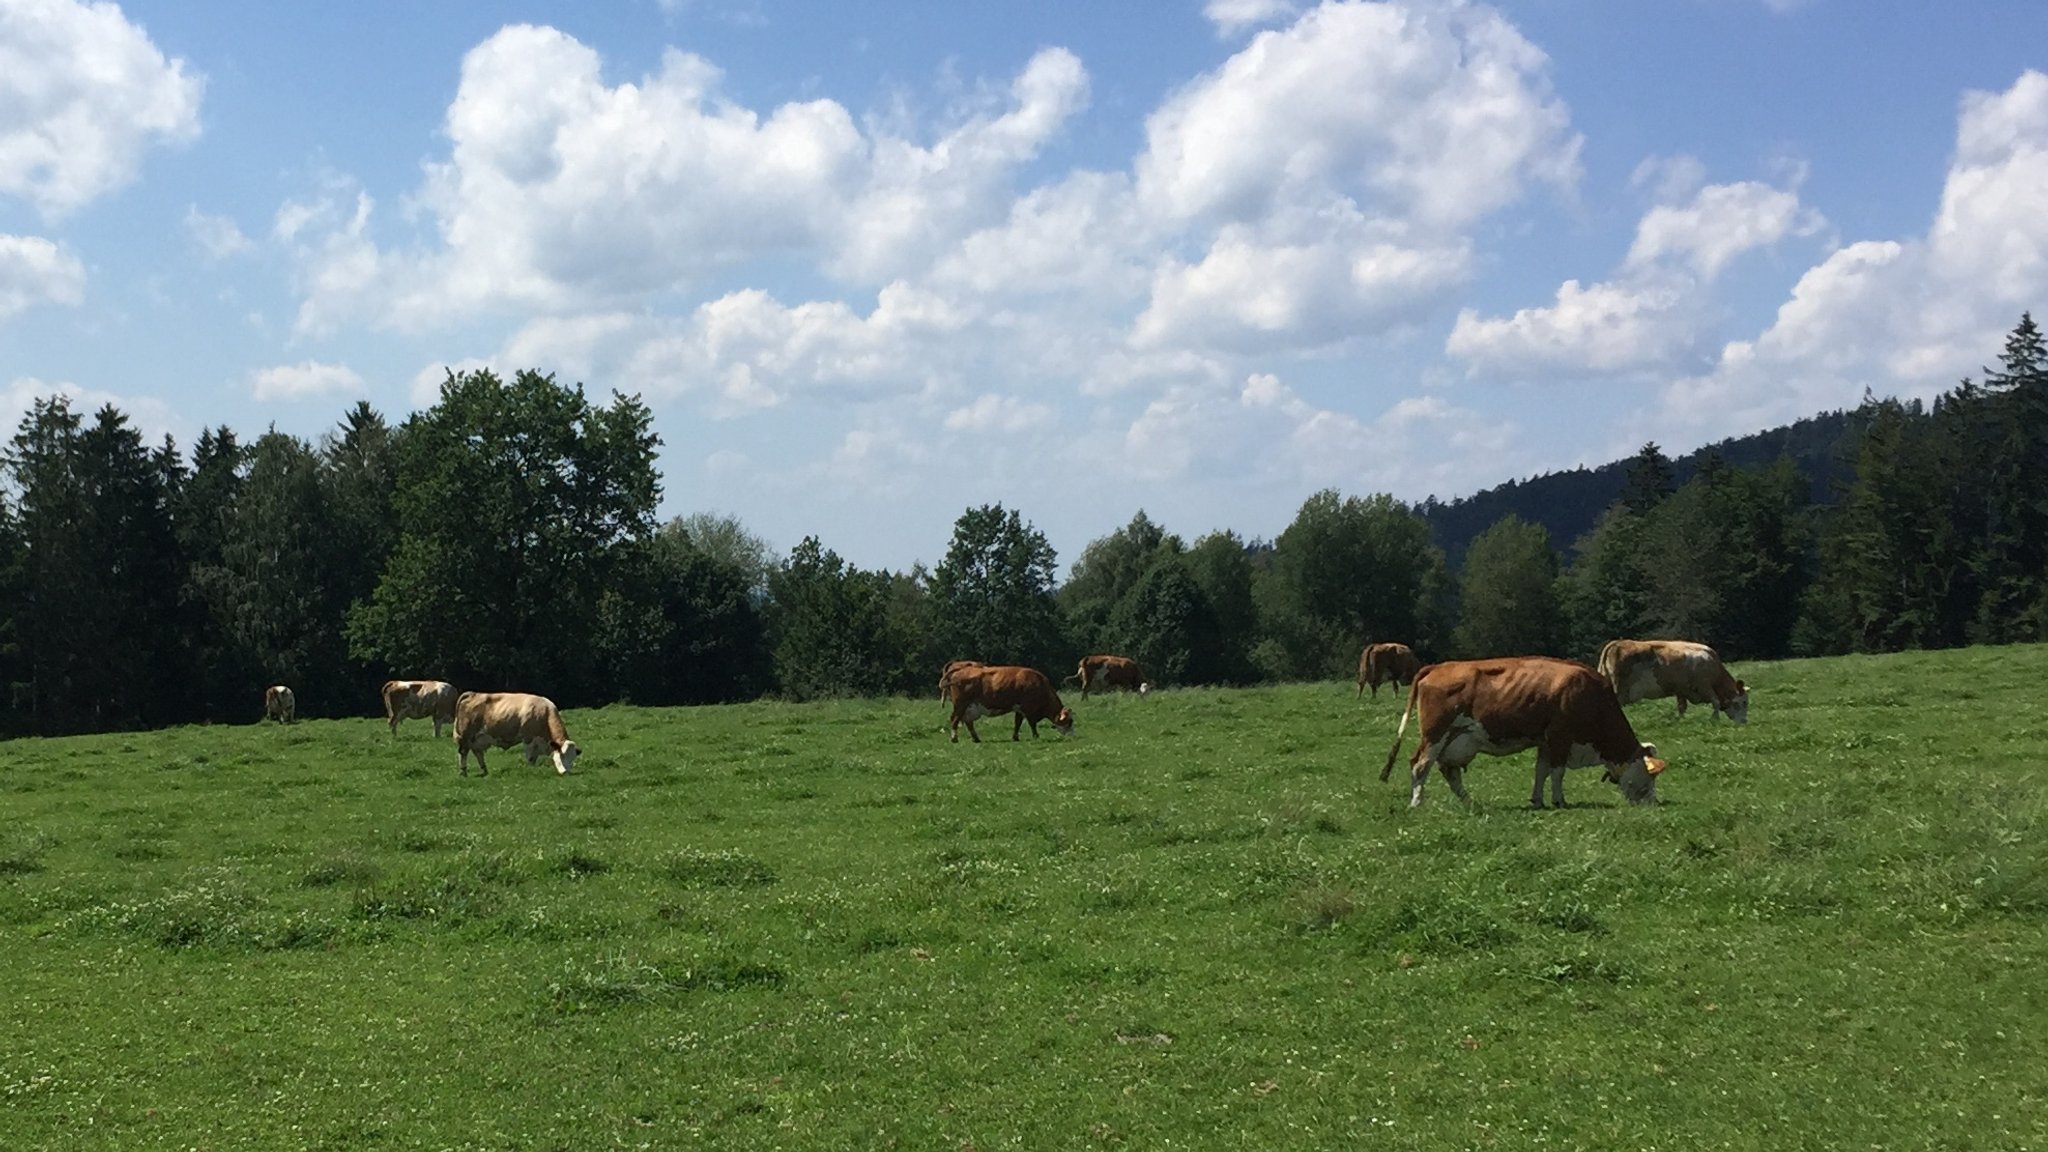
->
[5,0,2046,572]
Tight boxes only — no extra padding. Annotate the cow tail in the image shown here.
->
[1381,676,1421,783]
[1596,639,1621,685]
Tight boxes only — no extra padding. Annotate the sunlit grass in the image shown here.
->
[4,646,2045,1148]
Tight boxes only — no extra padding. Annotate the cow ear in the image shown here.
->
[1735,679,1746,693]
[1640,742,1657,758]
[1645,757,1667,776]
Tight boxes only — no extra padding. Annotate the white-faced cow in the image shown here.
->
[1381,657,1665,809]
[382,679,458,738]
[263,685,296,724]
[948,665,1075,744]
[1598,639,1749,723]
[1356,642,1422,700]
[1071,654,1147,697]
[452,691,580,776]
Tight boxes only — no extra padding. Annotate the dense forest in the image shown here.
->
[2,315,2042,737]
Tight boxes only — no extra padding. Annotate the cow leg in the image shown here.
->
[965,717,981,744]
[1675,697,1688,720]
[1439,761,1471,803]
[1012,714,1025,741]
[1532,751,1570,809]
[1407,748,1435,808]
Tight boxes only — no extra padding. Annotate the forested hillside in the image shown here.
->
[2,316,2042,736]
[1419,409,1861,567]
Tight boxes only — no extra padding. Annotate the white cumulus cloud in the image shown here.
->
[0,233,86,317]
[0,0,203,219]
[1633,70,2048,444]
[1448,174,1824,378]
[1203,0,1300,36]
[250,360,368,401]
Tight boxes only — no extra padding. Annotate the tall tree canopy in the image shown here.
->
[346,369,660,705]
[929,504,1065,672]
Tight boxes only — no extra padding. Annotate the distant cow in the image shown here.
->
[452,691,580,776]
[948,665,1075,744]
[1381,657,1665,809]
[1071,654,1147,697]
[1356,642,1422,700]
[938,660,985,701]
[1598,639,1749,723]
[382,679,458,738]
[263,685,295,724]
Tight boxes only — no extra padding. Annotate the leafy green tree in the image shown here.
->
[1105,551,1215,687]
[649,519,772,702]
[1182,530,1260,684]
[1559,505,1650,661]
[1452,515,1564,658]
[669,511,775,601]
[1254,490,1436,679]
[765,537,903,699]
[347,369,661,703]
[1060,510,1174,652]
[929,504,1065,672]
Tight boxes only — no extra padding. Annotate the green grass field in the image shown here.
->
[5,646,2046,1150]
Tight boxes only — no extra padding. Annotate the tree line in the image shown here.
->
[2,315,2041,736]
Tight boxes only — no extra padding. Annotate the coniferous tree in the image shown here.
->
[1622,442,1676,515]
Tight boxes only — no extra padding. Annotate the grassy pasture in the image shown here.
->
[3,647,2046,1150]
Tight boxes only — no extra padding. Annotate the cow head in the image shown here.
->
[1052,707,1075,736]
[1718,681,1750,724]
[1605,742,1663,805]
[553,740,581,774]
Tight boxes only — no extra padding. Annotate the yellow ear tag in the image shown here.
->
[1645,757,1667,776]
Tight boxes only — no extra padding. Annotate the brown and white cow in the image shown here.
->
[1356,642,1422,700]
[1598,639,1749,723]
[1071,654,1148,696]
[948,665,1075,743]
[263,684,295,724]
[937,660,985,701]
[1380,657,1665,809]
[382,679,458,738]
[452,691,580,776]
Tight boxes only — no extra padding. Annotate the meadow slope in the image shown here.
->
[4,646,2046,1149]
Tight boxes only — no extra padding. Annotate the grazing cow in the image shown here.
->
[1356,642,1422,700]
[263,685,295,724]
[1598,639,1749,723]
[452,691,580,776]
[948,665,1075,743]
[938,660,985,701]
[1380,657,1665,809]
[382,679,458,738]
[1071,654,1148,697]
